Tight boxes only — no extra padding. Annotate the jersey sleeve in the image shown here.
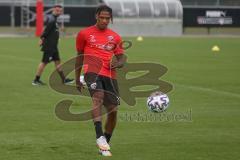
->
[114,35,124,55]
[76,30,86,53]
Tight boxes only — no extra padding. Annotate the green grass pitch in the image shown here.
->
[0,37,240,160]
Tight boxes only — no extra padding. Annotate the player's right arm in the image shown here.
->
[75,31,86,92]
[75,51,84,92]
[39,16,55,45]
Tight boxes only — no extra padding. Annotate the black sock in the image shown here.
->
[94,121,103,139]
[104,132,112,143]
[35,75,40,81]
[57,70,65,82]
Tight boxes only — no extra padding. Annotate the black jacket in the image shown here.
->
[40,14,60,53]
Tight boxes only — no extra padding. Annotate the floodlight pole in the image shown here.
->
[10,1,15,28]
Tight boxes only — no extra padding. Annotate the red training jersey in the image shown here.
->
[76,25,124,79]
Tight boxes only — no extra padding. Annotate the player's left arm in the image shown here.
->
[111,35,127,69]
[111,54,127,69]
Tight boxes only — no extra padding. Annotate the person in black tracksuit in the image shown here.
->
[40,11,60,63]
[32,5,73,85]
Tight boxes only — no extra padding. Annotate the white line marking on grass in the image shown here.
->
[175,83,240,98]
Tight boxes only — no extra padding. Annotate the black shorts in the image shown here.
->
[84,72,120,106]
[41,51,60,63]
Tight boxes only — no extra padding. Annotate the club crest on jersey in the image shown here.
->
[107,35,114,41]
[89,35,96,43]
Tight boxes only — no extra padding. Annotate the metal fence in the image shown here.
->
[0,0,100,6]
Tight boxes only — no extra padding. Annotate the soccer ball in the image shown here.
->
[147,91,170,113]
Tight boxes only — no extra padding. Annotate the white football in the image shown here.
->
[147,91,170,112]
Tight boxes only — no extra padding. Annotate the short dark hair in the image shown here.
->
[54,4,63,8]
[96,5,113,22]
